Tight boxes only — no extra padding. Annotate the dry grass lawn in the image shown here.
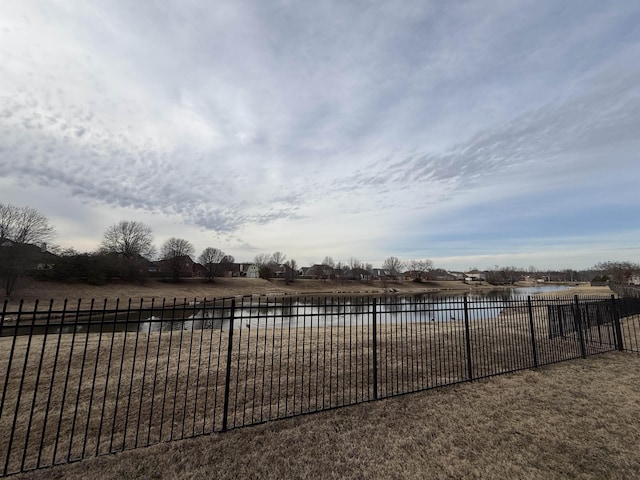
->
[3,301,623,473]
[2,283,626,479]
[9,351,640,480]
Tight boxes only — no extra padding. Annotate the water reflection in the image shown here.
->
[3,285,577,336]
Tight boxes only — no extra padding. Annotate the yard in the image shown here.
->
[9,351,640,479]
[3,294,624,474]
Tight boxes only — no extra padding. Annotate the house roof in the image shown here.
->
[0,237,58,263]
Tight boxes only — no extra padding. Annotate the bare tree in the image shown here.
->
[0,203,55,245]
[219,254,235,277]
[198,247,235,281]
[100,221,155,259]
[382,256,405,281]
[485,265,518,285]
[254,253,273,279]
[160,237,195,281]
[407,259,434,281]
[348,257,362,270]
[271,251,287,265]
[199,247,224,281]
[161,237,194,259]
[322,256,335,268]
[199,247,225,264]
[334,261,345,282]
[254,253,271,267]
[321,256,335,279]
[284,259,298,283]
[593,261,639,284]
[0,204,55,296]
[0,204,17,240]
[0,244,32,296]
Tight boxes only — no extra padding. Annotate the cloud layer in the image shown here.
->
[1,1,639,268]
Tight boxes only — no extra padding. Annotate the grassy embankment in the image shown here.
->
[2,277,607,309]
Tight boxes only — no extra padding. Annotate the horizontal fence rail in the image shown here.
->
[1,293,639,476]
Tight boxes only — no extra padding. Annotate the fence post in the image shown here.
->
[611,294,624,351]
[573,296,587,358]
[463,296,473,381]
[372,298,378,401]
[527,296,539,368]
[222,298,236,432]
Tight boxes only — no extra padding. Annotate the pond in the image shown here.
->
[2,285,580,336]
[208,284,580,330]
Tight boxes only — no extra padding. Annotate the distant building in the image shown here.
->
[464,271,486,282]
[0,238,58,271]
[244,264,260,278]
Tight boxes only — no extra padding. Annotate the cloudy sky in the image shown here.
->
[1,1,639,270]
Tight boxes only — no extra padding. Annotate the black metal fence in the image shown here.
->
[611,283,640,299]
[1,293,639,476]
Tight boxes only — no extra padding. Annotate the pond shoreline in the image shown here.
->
[2,278,612,310]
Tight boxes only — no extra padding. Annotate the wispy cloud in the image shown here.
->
[1,0,639,268]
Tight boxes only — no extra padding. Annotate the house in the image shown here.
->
[192,262,208,277]
[0,238,58,271]
[299,266,311,277]
[464,271,486,282]
[431,269,460,281]
[212,263,239,277]
[628,275,640,286]
[372,268,391,278]
[220,263,240,277]
[155,255,205,278]
[244,264,259,278]
[446,271,466,281]
[304,264,333,279]
[273,263,298,280]
[349,268,374,281]
[373,268,407,281]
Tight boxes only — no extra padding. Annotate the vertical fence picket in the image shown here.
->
[463,296,473,381]
[0,299,15,425]
[68,299,94,460]
[122,299,143,450]
[2,300,26,476]
[221,299,235,432]
[573,296,587,359]
[136,297,155,448]
[158,299,175,441]
[96,298,119,456]
[372,298,378,400]
[611,295,624,351]
[109,299,131,453]
[80,299,106,460]
[147,298,164,444]
[18,300,41,472]
[46,299,70,465]
[181,299,198,438]
[191,298,206,437]
[201,298,216,433]
[527,297,539,368]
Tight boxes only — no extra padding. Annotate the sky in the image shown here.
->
[1,1,639,271]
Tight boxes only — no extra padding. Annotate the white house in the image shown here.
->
[464,271,486,282]
[244,264,259,278]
